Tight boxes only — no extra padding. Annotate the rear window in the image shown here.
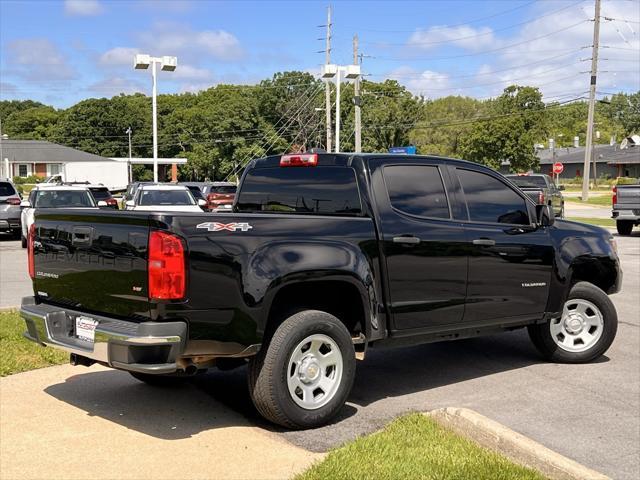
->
[213,185,237,194]
[0,182,16,196]
[138,189,195,206]
[236,167,362,215]
[90,188,112,200]
[33,190,95,208]
[506,175,547,188]
[383,165,450,219]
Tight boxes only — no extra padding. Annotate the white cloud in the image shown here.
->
[138,23,244,61]
[171,64,213,81]
[98,47,139,66]
[388,66,453,97]
[87,77,145,96]
[64,0,104,16]
[4,39,75,81]
[409,25,495,51]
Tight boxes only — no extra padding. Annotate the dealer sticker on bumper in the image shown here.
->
[75,316,98,343]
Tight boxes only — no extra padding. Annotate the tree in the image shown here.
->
[4,106,59,139]
[459,85,547,172]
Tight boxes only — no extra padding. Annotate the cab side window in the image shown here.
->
[457,168,529,225]
[383,165,450,219]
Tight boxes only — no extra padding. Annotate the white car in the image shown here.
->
[124,184,207,212]
[20,185,104,248]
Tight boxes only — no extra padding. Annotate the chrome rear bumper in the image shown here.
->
[20,296,187,374]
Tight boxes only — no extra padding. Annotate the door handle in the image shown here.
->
[472,238,495,247]
[393,236,421,245]
[71,226,93,246]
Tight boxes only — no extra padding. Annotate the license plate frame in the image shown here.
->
[75,316,98,343]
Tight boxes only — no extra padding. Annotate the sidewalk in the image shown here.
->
[0,364,323,480]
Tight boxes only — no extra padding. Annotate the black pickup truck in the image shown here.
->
[21,153,621,429]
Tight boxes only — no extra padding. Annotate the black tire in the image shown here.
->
[557,203,564,219]
[616,220,633,236]
[248,310,356,429]
[21,235,27,248]
[129,371,188,387]
[528,282,617,363]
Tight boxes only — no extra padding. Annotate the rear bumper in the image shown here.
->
[20,297,187,374]
[612,208,640,222]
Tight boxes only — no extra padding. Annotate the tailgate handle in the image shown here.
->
[72,226,93,246]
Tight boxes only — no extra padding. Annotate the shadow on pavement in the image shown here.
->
[42,327,594,443]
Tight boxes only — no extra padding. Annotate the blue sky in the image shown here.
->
[1,0,638,108]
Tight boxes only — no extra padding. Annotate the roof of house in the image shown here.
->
[0,140,116,163]
[537,144,640,165]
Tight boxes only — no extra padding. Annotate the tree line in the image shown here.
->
[1,71,638,181]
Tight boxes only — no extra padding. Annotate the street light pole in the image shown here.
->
[335,67,341,153]
[126,127,132,184]
[134,54,177,183]
[322,64,360,154]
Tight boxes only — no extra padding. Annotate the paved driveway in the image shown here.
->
[0,235,31,309]
[1,232,638,480]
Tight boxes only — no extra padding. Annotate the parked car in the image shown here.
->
[0,178,22,238]
[87,186,119,209]
[19,185,101,248]
[21,153,620,429]
[180,184,209,207]
[124,184,207,212]
[203,182,237,212]
[504,174,565,217]
[612,182,640,235]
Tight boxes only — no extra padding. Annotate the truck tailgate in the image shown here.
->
[615,185,640,207]
[33,210,151,319]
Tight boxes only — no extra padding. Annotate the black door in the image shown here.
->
[370,160,468,332]
[455,167,554,324]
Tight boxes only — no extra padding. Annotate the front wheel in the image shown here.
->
[528,282,617,363]
[248,310,356,429]
[616,220,633,236]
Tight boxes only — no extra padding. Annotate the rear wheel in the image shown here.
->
[528,282,617,363]
[616,220,633,236]
[248,310,356,429]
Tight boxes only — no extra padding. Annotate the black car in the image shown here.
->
[21,153,620,429]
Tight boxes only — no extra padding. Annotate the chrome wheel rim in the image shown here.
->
[286,334,343,410]
[550,299,604,353]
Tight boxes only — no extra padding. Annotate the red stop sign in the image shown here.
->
[553,162,564,174]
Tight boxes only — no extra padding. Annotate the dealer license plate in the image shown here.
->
[75,316,98,343]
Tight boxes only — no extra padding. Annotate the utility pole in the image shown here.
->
[353,34,362,153]
[325,6,332,152]
[581,0,601,201]
[126,127,132,184]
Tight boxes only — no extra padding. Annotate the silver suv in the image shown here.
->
[0,178,22,239]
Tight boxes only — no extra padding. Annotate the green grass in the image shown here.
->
[0,311,68,377]
[296,414,545,480]
[566,217,615,228]
[565,195,612,206]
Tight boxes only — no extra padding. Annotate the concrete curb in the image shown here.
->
[0,306,18,313]
[428,407,610,480]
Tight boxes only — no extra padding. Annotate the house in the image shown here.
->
[0,140,187,187]
[536,139,640,179]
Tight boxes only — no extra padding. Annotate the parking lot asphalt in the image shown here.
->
[1,231,638,480]
[0,234,31,309]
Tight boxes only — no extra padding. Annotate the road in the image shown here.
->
[1,231,638,480]
[564,201,612,219]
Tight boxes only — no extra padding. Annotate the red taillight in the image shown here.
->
[6,197,21,205]
[612,186,617,206]
[106,198,117,206]
[148,231,186,300]
[28,224,35,280]
[280,153,318,167]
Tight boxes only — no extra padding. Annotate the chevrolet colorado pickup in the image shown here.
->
[612,183,640,235]
[21,153,621,429]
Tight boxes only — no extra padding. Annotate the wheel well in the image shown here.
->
[571,260,617,293]
[266,280,366,338]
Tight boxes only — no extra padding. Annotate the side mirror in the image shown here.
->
[125,200,135,208]
[197,198,207,207]
[558,185,565,191]
[97,200,108,207]
[536,204,555,227]
[20,200,31,208]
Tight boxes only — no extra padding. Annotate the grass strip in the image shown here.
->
[566,217,615,228]
[296,413,545,480]
[0,311,68,377]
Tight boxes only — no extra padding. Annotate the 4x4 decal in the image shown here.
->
[196,222,253,232]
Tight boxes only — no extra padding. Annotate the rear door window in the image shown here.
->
[236,167,361,215]
[458,169,530,225]
[383,165,450,219]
